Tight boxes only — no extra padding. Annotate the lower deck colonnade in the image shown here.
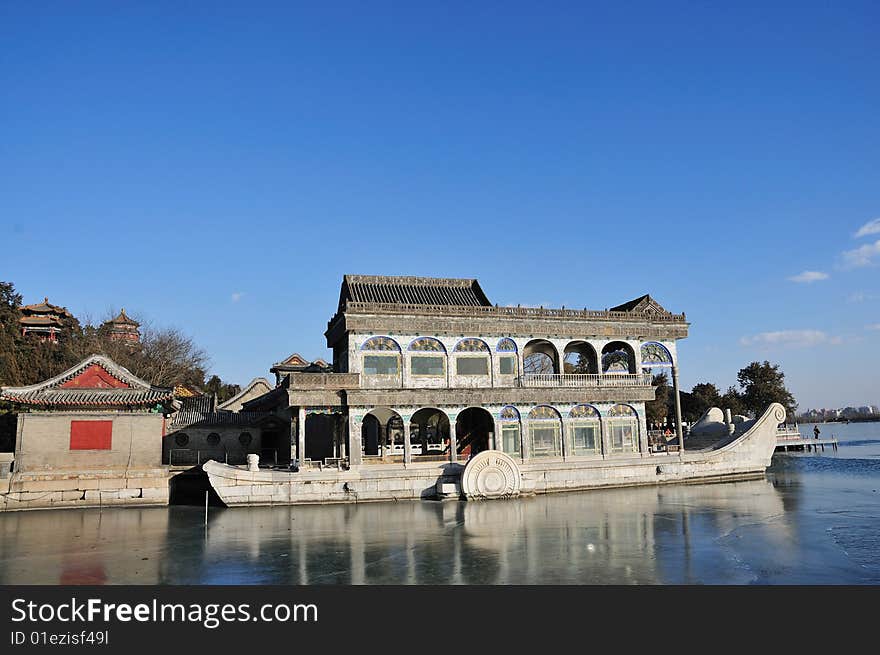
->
[333,403,646,467]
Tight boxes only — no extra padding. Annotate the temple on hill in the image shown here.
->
[103,308,140,344]
[19,297,74,342]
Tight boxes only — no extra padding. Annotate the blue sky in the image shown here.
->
[1,2,878,409]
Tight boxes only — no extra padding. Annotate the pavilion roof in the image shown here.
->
[0,354,173,408]
[108,308,139,327]
[19,315,64,327]
[20,297,74,318]
[337,275,492,312]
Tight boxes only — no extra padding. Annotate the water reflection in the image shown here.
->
[5,476,853,584]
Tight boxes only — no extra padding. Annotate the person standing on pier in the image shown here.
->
[814,425,821,440]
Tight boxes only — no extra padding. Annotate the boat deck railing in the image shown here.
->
[517,373,653,388]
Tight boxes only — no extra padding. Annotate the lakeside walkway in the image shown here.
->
[776,426,838,452]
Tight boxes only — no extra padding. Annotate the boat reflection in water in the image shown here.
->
[1,477,825,584]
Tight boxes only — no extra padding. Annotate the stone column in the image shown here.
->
[403,417,412,465]
[601,418,611,458]
[559,418,569,460]
[339,414,347,459]
[492,418,502,451]
[348,413,362,467]
[672,365,685,455]
[289,411,298,463]
[379,424,387,458]
[297,407,306,464]
[520,419,531,461]
[448,412,458,463]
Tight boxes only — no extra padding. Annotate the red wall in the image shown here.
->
[70,421,113,450]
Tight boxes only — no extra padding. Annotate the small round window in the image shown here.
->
[239,432,253,447]
[206,433,221,446]
[175,433,189,447]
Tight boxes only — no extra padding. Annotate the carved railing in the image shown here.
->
[331,301,687,328]
[516,373,653,388]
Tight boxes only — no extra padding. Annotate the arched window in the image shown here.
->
[569,404,601,456]
[564,341,598,374]
[409,338,446,376]
[607,404,639,454]
[453,338,490,376]
[496,339,518,376]
[499,406,521,456]
[523,339,559,374]
[361,336,401,351]
[454,338,489,352]
[641,342,673,367]
[361,336,401,376]
[601,342,636,374]
[528,405,562,458]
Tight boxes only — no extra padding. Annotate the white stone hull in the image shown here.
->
[204,404,785,507]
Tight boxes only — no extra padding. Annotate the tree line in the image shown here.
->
[0,281,240,399]
[646,361,797,427]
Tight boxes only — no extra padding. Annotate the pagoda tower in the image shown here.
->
[105,308,141,344]
[19,297,74,342]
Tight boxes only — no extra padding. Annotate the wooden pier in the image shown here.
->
[776,426,838,452]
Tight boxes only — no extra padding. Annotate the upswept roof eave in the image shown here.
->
[0,354,171,397]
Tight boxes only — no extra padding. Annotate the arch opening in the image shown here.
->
[455,407,495,459]
[410,407,450,462]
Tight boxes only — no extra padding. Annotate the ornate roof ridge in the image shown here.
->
[0,354,169,396]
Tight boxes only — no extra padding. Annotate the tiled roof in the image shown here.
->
[108,308,139,326]
[216,378,273,411]
[338,275,492,311]
[0,354,173,408]
[20,297,74,318]
[20,315,63,326]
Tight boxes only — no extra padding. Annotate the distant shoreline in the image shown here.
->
[799,417,880,424]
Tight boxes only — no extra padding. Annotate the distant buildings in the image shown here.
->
[799,405,879,421]
[19,298,74,342]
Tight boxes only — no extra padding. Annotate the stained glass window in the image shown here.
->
[454,338,489,352]
[608,404,637,417]
[499,406,520,421]
[496,338,517,352]
[569,404,600,419]
[361,336,400,351]
[528,405,560,420]
[409,337,445,352]
[641,342,672,365]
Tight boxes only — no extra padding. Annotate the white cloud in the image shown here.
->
[740,330,841,349]
[787,270,829,283]
[231,292,244,303]
[841,240,880,268]
[855,218,880,238]
[867,324,880,331]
